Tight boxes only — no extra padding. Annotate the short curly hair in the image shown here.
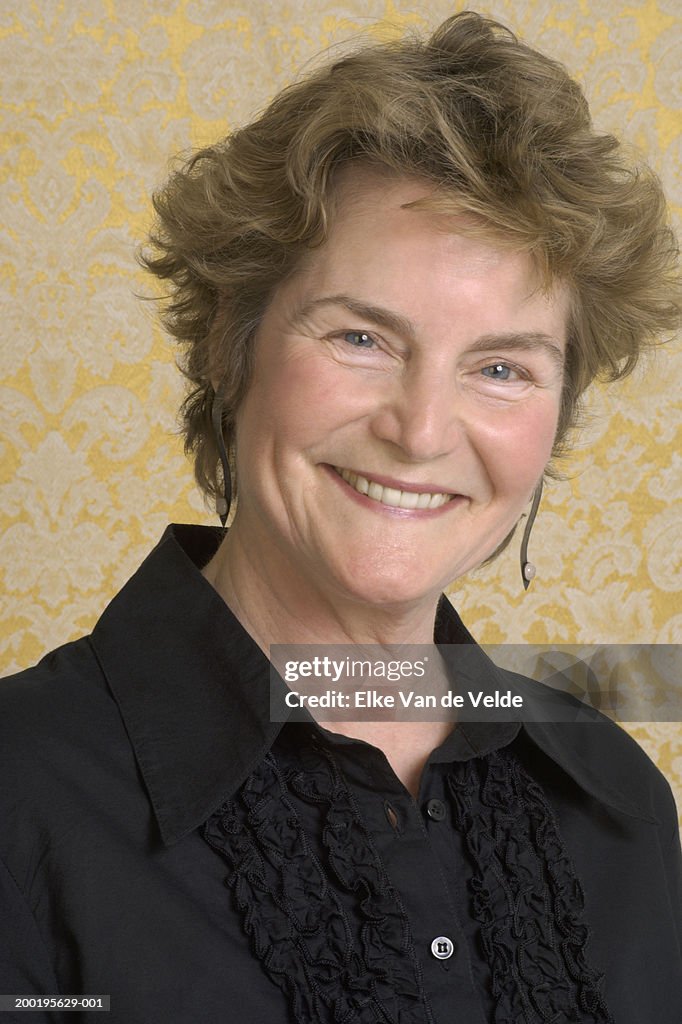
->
[141,11,680,506]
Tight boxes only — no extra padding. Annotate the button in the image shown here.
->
[430,936,455,960]
[425,798,446,822]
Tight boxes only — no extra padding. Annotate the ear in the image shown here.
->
[207,296,233,394]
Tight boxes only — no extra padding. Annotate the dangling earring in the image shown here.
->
[520,480,543,590]
[211,391,232,527]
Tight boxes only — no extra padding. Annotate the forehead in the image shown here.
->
[327,165,517,255]
[290,166,570,336]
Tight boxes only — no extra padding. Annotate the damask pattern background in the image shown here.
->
[0,1,680,817]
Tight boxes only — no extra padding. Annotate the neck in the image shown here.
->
[201,523,458,799]
[201,525,441,655]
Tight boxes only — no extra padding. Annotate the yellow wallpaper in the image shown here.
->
[0,2,680,816]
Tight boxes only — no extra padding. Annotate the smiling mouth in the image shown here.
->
[334,467,455,510]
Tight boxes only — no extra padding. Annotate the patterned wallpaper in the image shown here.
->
[0,1,680,816]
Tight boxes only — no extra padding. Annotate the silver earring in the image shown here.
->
[211,392,232,527]
[520,480,543,590]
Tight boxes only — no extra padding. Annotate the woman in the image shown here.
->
[0,11,680,1023]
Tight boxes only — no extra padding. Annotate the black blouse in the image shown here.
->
[0,525,680,1023]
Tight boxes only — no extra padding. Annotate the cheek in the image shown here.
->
[479,401,559,494]
[235,351,342,457]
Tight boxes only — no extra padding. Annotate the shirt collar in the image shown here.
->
[90,525,657,846]
[91,524,283,846]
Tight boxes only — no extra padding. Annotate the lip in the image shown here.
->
[324,465,466,517]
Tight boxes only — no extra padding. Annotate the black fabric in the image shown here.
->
[0,524,680,1023]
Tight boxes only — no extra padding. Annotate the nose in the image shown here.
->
[369,364,465,462]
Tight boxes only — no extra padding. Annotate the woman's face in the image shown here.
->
[230,170,569,610]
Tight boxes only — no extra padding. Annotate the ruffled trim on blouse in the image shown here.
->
[446,747,615,1023]
[203,748,433,1024]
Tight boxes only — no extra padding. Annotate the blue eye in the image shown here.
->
[482,363,513,380]
[343,331,375,349]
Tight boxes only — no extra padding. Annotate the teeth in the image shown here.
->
[400,490,420,510]
[336,468,453,510]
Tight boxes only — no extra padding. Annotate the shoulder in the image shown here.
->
[0,636,116,752]
[509,670,679,829]
[0,638,132,860]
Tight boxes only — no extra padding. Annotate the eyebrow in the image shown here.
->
[293,294,418,342]
[292,293,566,370]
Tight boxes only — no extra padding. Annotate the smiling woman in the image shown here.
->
[204,171,569,619]
[1,9,681,1024]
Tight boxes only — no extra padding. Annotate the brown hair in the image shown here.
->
[141,11,680,505]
